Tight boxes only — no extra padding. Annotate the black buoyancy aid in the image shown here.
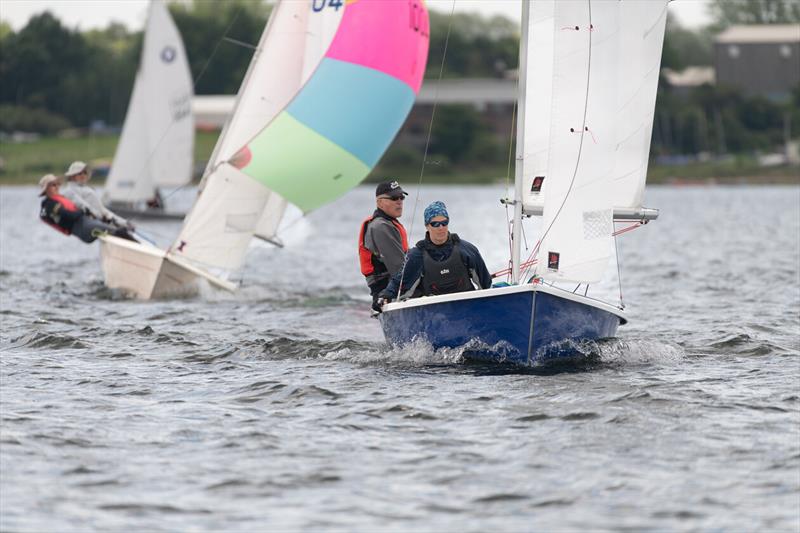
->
[40,194,82,235]
[420,235,474,296]
[358,209,408,277]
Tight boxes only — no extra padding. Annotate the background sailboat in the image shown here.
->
[102,0,194,221]
[379,0,668,365]
[98,0,430,299]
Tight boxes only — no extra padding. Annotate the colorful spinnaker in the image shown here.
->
[173,0,430,273]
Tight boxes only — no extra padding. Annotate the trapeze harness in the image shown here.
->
[40,194,81,235]
[359,210,408,292]
[420,235,475,297]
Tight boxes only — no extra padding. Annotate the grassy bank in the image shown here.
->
[0,132,220,185]
[1,134,797,186]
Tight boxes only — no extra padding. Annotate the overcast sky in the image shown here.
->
[2,0,712,31]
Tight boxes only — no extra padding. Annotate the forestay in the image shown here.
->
[532,0,668,284]
[104,0,194,205]
[173,0,429,273]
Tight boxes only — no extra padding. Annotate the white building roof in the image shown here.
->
[662,66,715,87]
[715,24,800,44]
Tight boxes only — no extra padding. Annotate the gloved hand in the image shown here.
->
[371,297,386,314]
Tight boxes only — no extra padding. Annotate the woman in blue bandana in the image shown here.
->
[376,201,491,309]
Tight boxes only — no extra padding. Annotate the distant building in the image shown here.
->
[714,24,800,101]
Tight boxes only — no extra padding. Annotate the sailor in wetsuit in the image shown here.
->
[376,201,491,310]
[38,174,137,243]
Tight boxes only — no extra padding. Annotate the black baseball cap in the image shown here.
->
[375,180,408,199]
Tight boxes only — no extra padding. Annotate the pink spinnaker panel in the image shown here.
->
[325,0,429,93]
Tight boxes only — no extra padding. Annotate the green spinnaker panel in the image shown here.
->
[241,113,370,212]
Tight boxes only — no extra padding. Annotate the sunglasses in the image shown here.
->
[428,219,449,227]
[379,196,404,201]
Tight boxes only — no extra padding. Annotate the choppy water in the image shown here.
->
[1,184,799,531]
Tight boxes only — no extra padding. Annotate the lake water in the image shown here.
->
[1,184,799,531]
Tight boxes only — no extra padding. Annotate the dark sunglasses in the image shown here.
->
[379,196,404,201]
[428,219,449,227]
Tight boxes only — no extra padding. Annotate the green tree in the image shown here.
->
[170,0,271,95]
[709,0,800,29]
[0,12,87,119]
[430,105,482,162]
[427,11,518,78]
[662,12,713,69]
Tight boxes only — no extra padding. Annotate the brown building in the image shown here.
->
[714,24,800,101]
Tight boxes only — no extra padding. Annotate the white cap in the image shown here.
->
[38,174,60,196]
[65,160,87,177]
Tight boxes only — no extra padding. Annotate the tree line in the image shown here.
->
[0,0,798,161]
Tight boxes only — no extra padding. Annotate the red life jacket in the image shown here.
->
[40,194,80,235]
[358,212,408,277]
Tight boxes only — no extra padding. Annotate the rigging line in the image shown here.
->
[397,0,456,299]
[614,231,624,308]
[223,36,258,50]
[529,1,595,272]
[504,99,518,281]
[126,5,248,223]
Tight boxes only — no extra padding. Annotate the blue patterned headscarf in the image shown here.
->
[424,201,449,225]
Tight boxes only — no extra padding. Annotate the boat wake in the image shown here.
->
[579,337,686,365]
[321,336,687,372]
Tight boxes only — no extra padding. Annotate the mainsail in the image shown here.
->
[172,0,430,274]
[104,0,194,205]
[529,0,668,284]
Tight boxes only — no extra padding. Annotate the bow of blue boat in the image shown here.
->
[378,284,626,366]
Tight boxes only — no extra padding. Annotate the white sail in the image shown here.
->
[173,0,343,270]
[105,0,194,204]
[521,0,554,213]
[612,1,669,210]
[533,0,667,284]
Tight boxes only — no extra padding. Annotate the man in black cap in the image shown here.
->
[357,180,409,310]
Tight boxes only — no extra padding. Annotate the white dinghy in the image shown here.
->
[99,0,430,299]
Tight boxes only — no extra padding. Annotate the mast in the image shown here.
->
[511,0,531,284]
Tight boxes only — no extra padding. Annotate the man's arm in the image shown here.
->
[62,184,92,214]
[380,248,422,300]
[368,219,406,275]
[100,204,129,227]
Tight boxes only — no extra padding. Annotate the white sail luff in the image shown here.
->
[511,1,532,284]
[521,0,555,215]
[105,0,194,204]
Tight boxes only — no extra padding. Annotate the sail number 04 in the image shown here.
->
[312,0,429,36]
[312,0,343,12]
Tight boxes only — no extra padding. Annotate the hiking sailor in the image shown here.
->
[359,180,409,309]
[376,201,491,310]
[38,174,137,243]
[62,161,134,231]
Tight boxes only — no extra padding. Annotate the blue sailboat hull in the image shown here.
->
[378,285,625,366]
